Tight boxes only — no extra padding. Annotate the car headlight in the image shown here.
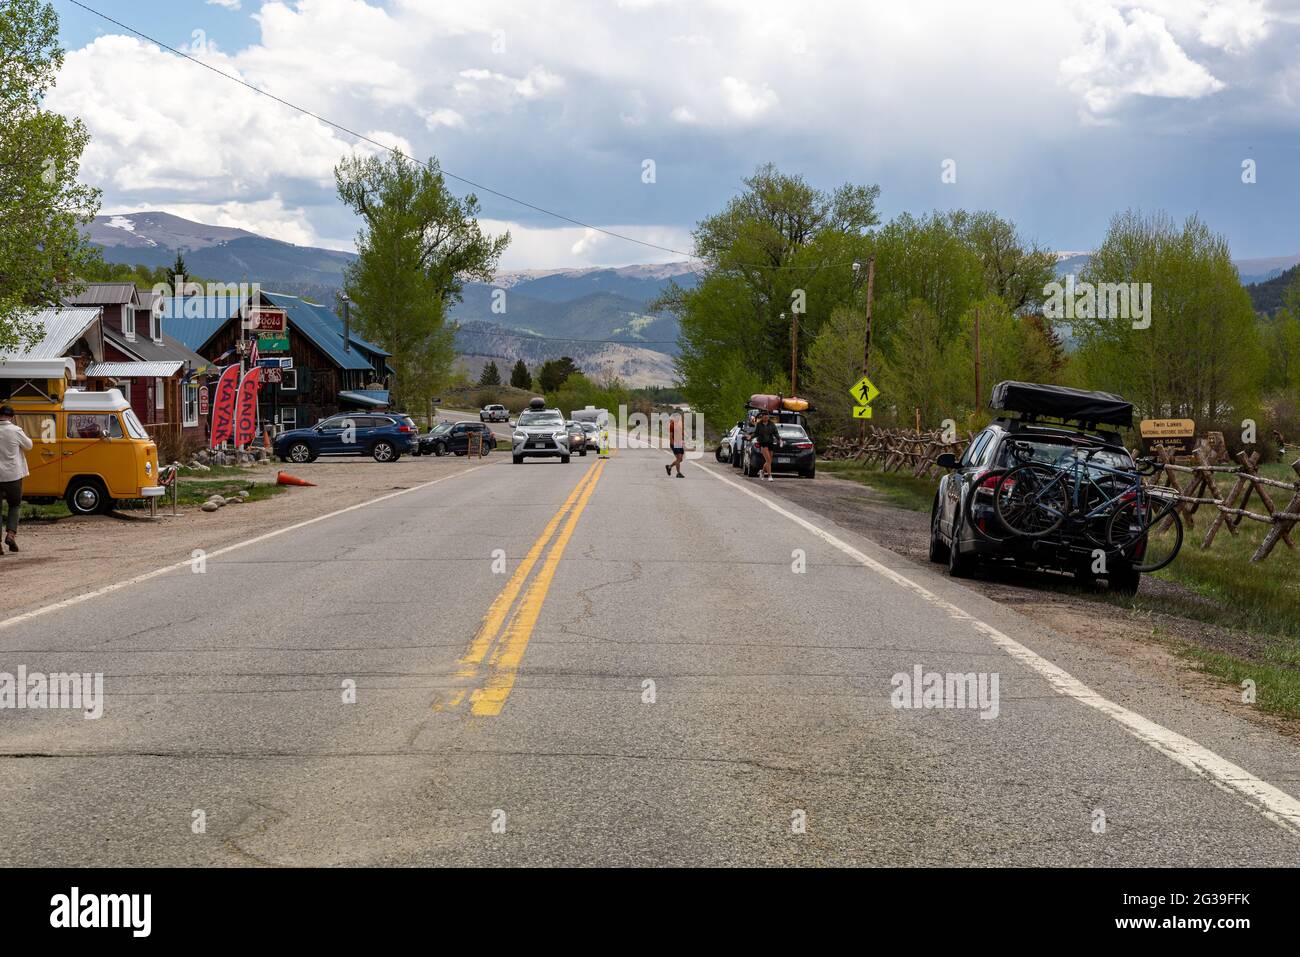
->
[513,431,526,441]
[145,461,152,475]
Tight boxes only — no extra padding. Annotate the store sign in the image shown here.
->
[198,385,209,416]
[258,333,290,353]
[245,308,287,333]
[262,367,283,384]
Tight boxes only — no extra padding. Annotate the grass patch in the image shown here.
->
[1177,645,1300,721]
[1148,530,1300,641]
[816,460,937,512]
[169,478,285,507]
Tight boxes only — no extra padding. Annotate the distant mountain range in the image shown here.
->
[84,212,696,385]
[1054,250,1300,286]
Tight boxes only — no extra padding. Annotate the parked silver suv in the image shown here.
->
[512,400,571,464]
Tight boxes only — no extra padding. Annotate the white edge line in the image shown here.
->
[701,463,1300,839]
[0,465,489,634]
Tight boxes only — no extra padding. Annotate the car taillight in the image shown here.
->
[979,472,1001,489]
[793,442,813,449]
[398,425,414,433]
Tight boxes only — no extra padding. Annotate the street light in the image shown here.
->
[339,292,351,354]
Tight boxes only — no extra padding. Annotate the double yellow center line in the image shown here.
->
[441,460,606,716]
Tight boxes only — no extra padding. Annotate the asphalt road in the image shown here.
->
[1,445,1298,866]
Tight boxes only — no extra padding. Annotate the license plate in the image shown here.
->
[529,441,543,448]
[776,456,792,464]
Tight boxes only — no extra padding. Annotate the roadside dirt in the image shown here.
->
[0,453,498,617]
[741,467,1300,742]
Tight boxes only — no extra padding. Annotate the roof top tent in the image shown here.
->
[0,358,78,402]
[989,381,1133,429]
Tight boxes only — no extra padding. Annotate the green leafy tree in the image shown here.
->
[0,0,101,350]
[509,358,531,390]
[478,360,501,386]
[1074,210,1263,422]
[658,164,880,426]
[335,151,509,409]
[537,356,581,393]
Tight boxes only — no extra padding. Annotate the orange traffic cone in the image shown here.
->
[277,471,317,487]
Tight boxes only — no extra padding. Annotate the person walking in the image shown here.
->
[753,412,777,481]
[664,412,685,478]
[0,404,33,555]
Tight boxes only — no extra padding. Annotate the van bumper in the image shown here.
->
[141,486,166,498]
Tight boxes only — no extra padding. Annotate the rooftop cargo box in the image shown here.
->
[989,381,1133,428]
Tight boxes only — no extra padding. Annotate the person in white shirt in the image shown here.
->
[0,404,33,554]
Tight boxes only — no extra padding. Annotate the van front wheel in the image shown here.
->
[65,478,110,516]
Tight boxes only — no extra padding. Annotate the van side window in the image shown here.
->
[67,414,124,440]
[15,413,55,444]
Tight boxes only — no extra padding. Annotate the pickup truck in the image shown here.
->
[480,404,509,423]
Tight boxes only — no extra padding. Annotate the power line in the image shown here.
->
[63,0,866,273]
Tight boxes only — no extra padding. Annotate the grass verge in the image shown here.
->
[816,460,937,512]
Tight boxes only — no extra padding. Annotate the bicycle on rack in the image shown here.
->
[991,440,1184,572]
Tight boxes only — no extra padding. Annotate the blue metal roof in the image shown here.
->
[297,297,390,358]
[260,293,375,372]
[159,292,390,373]
[339,389,391,408]
[159,296,242,352]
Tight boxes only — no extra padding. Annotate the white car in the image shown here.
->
[480,404,509,423]
[512,400,571,464]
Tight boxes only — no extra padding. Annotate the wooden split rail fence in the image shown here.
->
[823,428,1300,564]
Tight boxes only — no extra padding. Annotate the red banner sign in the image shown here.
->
[234,367,261,447]
[209,365,240,449]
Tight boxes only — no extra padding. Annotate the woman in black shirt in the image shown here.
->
[753,413,777,481]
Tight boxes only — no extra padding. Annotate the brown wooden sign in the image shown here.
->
[1140,418,1196,453]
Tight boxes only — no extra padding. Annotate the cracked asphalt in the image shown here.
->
[1,445,1298,866]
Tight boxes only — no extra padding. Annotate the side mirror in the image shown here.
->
[101,428,112,439]
[936,452,959,469]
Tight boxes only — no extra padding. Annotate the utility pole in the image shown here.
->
[789,310,799,394]
[861,256,875,375]
[854,257,876,438]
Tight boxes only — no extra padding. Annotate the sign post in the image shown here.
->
[849,375,880,421]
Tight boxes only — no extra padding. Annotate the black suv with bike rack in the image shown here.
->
[929,382,1181,595]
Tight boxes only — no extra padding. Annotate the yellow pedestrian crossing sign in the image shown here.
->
[853,406,873,419]
[849,375,880,406]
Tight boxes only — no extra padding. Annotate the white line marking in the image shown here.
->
[0,466,488,634]
[701,464,1300,838]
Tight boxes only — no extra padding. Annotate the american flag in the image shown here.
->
[248,337,260,367]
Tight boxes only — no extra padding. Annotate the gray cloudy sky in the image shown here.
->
[52,0,1300,267]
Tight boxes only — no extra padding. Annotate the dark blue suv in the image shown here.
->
[274,412,417,464]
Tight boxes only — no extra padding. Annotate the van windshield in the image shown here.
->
[123,409,149,439]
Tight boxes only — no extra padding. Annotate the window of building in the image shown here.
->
[280,407,297,430]
[182,382,199,427]
[280,369,297,392]
[155,378,166,411]
[150,310,161,342]
[122,305,135,340]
